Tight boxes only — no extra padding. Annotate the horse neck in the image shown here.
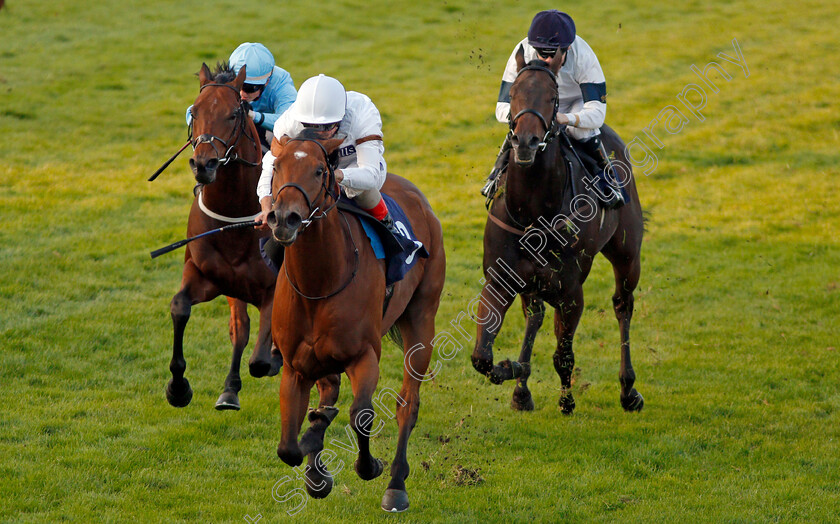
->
[505,142,568,221]
[284,210,355,293]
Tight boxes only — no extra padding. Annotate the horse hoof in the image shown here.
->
[381,489,410,513]
[214,390,241,411]
[621,389,644,412]
[248,360,272,378]
[355,457,385,481]
[304,469,333,499]
[559,394,576,415]
[511,389,534,411]
[165,378,193,407]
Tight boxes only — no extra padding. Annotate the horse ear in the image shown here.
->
[323,137,344,155]
[548,51,563,75]
[515,44,526,72]
[271,135,291,156]
[198,63,212,86]
[233,65,247,91]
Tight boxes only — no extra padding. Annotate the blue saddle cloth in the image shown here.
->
[341,193,429,286]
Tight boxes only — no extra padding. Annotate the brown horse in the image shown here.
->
[471,46,645,414]
[165,63,282,411]
[265,131,445,512]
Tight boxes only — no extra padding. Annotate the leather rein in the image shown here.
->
[274,137,360,300]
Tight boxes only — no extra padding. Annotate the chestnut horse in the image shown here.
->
[165,63,282,411]
[266,132,445,512]
[471,47,645,414]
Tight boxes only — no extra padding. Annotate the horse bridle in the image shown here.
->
[190,83,260,167]
[271,137,341,229]
[508,63,561,151]
[273,137,360,300]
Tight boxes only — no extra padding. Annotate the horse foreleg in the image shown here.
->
[249,292,281,378]
[166,263,220,407]
[345,349,384,483]
[551,288,584,415]
[298,374,341,499]
[612,254,644,412]
[215,297,248,411]
[511,294,545,411]
[276,365,313,468]
[380,312,434,513]
[470,280,519,385]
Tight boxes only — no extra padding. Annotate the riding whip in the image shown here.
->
[150,221,258,258]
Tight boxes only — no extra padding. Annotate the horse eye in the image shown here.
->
[315,166,325,177]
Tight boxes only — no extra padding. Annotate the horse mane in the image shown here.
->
[195,61,237,84]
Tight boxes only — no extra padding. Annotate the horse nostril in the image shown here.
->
[205,158,219,172]
[266,210,278,228]
[510,135,520,148]
[285,212,302,230]
[189,158,197,172]
[528,136,540,149]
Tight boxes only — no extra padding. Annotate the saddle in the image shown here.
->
[337,193,429,286]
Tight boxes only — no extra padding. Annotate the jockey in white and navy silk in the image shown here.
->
[186,43,297,145]
[483,10,624,208]
[256,74,397,232]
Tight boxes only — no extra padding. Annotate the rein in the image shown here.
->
[489,62,577,237]
[283,210,360,300]
[148,82,260,181]
[273,136,357,300]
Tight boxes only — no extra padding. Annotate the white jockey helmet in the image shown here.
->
[228,42,274,85]
[290,74,347,125]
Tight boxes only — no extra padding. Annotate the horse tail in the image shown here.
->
[384,324,404,350]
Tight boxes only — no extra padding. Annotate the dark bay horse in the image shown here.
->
[265,132,445,512]
[165,63,282,411]
[471,46,645,414]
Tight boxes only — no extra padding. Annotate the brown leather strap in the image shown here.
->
[355,134,383,145]
[487,211,528,236]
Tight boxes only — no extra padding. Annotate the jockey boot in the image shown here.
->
[580,136,625,209]
[380,212,401,238]
[260,236,284,274]
[480,134,512,198]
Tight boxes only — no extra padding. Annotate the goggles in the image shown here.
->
[242,83,265,94]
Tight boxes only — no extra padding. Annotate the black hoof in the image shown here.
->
[304,465,333,499]
[559,393,576,415]
[381,488,409,513]
[511,387,534,411]
[355,457,385,481]
[166,378,193,407]
[471,356,493,376]
[621,389,644,412]
[249,359,272,378]
[214,390,241,411]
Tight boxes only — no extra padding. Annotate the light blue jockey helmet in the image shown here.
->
[228,43,275,85]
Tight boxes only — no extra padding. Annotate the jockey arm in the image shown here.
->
[337,139,385,191]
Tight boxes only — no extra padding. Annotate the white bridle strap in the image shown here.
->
[197,188,261,223]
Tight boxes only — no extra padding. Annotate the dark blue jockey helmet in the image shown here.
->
[528,10,576,49]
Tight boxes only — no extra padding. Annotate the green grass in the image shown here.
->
[2,0,839,522]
